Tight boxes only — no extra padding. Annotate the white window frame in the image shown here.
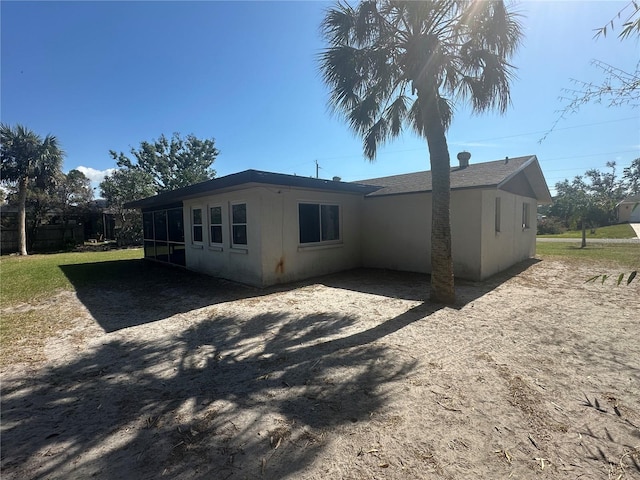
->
[298,202,342,246]
[230,201,248,248]
[522,202,531,230]
[191,206,204,244]
[208,204,223,247]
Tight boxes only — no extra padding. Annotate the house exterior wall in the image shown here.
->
[183,186,364,287]
[184,188,264,286]
[182,183,539,286]
[361,193,431,273]
[479,190,537,279]
[361,189,485,280]
[618,201,640,223]
[258,187,364,286]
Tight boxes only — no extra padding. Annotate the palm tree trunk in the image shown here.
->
[581,216,587,248]
[17,176,28,255]
[423,105,455,304]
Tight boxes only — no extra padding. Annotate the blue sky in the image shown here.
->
[2,1,639,197]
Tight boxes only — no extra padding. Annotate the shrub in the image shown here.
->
[537,217,565,235]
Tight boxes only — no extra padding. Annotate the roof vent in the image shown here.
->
[457,151,471,168]
[505,156,509,164]
[332,176,342,182]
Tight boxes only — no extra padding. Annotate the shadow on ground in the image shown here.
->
[1,259,539,479]
[58,259,265,332]
[57,258,540,332]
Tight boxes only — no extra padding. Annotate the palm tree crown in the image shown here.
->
[320,0,523,304]
[1,124,64,185]
[1,123,64,255]
[320,0,522,158]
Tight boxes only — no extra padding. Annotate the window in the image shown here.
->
[231,203,247,246]
[192,207,203,242]
[495,197,501,233]
[209,206,223,244]
[299,203,340,244]
[522,202,530,230]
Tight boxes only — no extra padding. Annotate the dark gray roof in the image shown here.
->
[125,169,380,209]
[619,194,640,204]
[358,155,539,196]
[126,155,552,210]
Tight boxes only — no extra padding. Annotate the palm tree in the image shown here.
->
[1,124,64,255]
[320,0,523,304]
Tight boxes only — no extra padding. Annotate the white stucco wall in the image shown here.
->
[361,189,485,280]
[361,188,538,281]
[361,193,432,273]
[479,190,537,279]
[184,188,264,286]
[182,184,538,286]
[258,186,364,286]
[183,186,364,287]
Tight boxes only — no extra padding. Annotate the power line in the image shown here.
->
[308,116,638,162]
[539,149,639,167]
[465,116,639,144]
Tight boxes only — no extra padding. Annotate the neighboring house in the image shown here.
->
[125,155,552,287]
[616,195,640,223]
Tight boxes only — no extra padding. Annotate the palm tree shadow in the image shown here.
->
[58,259,265,332]
[1,309,421,479]
[8,257,543,478]
[58,257,539,333]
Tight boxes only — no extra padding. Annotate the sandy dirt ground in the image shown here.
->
[1,258,639,479]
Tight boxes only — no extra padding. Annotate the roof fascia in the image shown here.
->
[126,170,379,209]
[497,156,553,204]
[496,155,536,189]
[364,184,503,198]
[179,182,374,202]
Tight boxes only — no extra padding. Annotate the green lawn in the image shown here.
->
[537,223,637,239]
[0,248,143,308]
[0,248,145,365]
[536,242,640,268]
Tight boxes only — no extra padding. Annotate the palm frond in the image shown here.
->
[438,96,454,130]
[384,94,409,136]
[321,0,522,148]
[321,2,357,45]
[320,45,366,111]
[408,95,427,137]
[458,50,513,113]
[0,124,64,186]
[363,116,390,160]
[408,94,452,137]
[348,90,382,134]
[354,1,380,44]
[459,0,523,58]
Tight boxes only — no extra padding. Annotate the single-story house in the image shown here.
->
[125,154,552,287]
[616,194,640,223]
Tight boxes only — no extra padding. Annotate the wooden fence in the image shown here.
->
[1,224,84,254]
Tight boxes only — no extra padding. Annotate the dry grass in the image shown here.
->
[0,292,86,367]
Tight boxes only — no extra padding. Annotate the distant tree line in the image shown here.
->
[99,132,219,246]
[1,124,218,253]
[1,124,94,254]
[539,158,639,235]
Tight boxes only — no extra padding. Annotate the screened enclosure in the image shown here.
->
[142,206,186,266]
